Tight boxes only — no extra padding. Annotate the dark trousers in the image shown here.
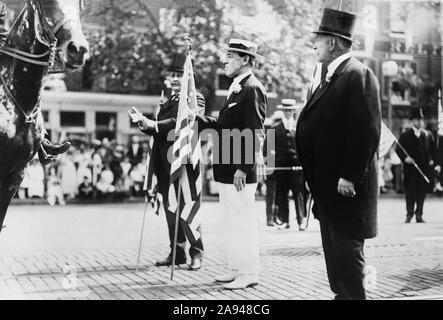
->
[404,171,427,218]
[318,213,366,300]
[276,170,308,225]
[157,163,204,261]
[265,174,278,224]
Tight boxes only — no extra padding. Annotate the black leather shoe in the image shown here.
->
[188,258,202,271]
[155,256,186,267]
[42,139,71,156]
[405,215,412,223]
[416,217,426,223]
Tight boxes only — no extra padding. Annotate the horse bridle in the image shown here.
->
[0,0,83,124]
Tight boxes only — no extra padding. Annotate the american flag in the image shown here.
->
[167,52,203,243]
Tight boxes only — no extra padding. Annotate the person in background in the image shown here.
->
[397,107,438,223]
[264,110,284,227]
[272,99,308,231]
[26,158,45,198]
[127,135,144,168]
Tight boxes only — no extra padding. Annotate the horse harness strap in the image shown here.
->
[0,73,40,124]
[0,46,53,67]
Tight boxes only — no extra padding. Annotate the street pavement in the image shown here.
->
[0,196,442,300]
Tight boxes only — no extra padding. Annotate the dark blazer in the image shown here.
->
[141,92,205,181]
[397,128,436,187]
[196,73,267,184]
[270,121,300,168]
[295,57,381,240]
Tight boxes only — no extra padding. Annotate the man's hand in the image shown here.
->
[233,169,247,192]
[435,165,441,174]
[128,106,145,123]
[337,178,356,198]
[405,157,415,165]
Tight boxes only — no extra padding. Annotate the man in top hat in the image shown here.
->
[0,5,71,166]
[189,38,266,290]
[397,107,437,223]
[128,48,206,271]
[296,8,381,300]
[270,99,308,231]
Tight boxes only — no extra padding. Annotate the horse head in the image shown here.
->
[39,0,89,70]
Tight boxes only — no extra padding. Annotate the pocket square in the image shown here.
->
[228,102,237,108]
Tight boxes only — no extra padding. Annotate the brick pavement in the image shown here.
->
[0,199,442,300]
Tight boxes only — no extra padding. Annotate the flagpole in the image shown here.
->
[135,199,149,272]
[384,123,430,184]
[338,0,343,10]
[170,169,183,281]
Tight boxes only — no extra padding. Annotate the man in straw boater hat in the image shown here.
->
[270,99,308,231]
[397,107,438,224]
[193,38,267,290]
[295,8,381,299]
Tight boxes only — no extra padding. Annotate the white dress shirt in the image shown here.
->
[310,52,352,93]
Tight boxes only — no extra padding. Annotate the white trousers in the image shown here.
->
[217,182,260,275]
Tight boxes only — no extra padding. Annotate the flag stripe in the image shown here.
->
[167,52,203,241]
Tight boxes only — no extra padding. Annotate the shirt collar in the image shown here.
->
[232,70,253,84]
[326,52,352,79]
[412,126,421,137]
[282,117,296,131]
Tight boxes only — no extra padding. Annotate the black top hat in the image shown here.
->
[314,8,357,43]
[167,52,187,73]
[410,107,424,120]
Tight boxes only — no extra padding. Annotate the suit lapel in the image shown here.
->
[220,74,253,112]
[304,57,352,111]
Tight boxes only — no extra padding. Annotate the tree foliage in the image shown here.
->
[79,0,325,106]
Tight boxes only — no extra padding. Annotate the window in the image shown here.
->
[382,61,418,105]
[42,110,49,123]
[60,111,85,127]
[96,112,117,141]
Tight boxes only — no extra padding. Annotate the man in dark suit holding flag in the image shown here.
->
[129,48,205,271]
[296,8,381,300]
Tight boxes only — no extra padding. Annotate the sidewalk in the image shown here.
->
[1,199,442,300]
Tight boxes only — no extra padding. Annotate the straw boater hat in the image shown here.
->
[313,8,358,43]
[276,99,302,111]
[227,39,260,58]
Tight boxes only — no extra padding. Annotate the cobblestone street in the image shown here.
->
[0,197,442,300]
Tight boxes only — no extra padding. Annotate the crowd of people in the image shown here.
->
[17,136,150,205]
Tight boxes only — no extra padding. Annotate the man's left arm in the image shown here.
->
[236,85,267,175]
[340,68,381,186]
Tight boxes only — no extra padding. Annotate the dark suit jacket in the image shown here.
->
[270,121,300,168]
[141,92,205,188]
[295,57,381,240]
[196,73,267,184]
[397,128,436,187]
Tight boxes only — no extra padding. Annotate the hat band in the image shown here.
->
[318,26,352,39]
[229,43,257,54]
